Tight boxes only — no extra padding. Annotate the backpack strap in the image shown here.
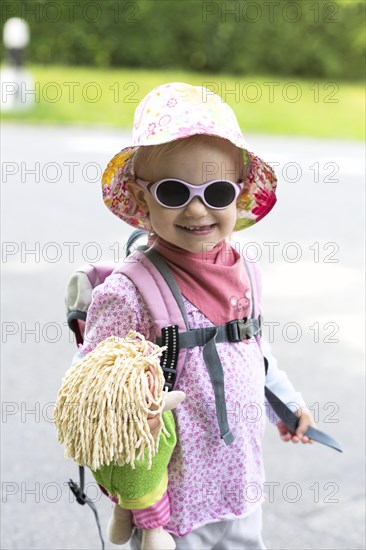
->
[143,249,258,445]
[115,248,261,446]
[113,249,190,391]
[144,248,191,329]
[264,386,342,452]
[65,236,342,452]
[68,466,105,549]
[126,229,149,256]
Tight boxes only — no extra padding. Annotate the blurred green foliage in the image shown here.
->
[1,0,364,80]
[2,65,364,139]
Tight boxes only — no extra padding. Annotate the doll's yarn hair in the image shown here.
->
[54,332,169,471]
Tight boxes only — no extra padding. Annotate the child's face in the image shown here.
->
[133,139,241,253]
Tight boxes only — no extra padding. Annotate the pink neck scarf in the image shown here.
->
[150,237,251,325]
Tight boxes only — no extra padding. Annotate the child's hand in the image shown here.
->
[147,413,161,437]
[276,407,316,444]
[147,403,161,437]
[147,391,186,437]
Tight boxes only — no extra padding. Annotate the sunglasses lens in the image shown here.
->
[204,181,236,208]
[156,180,190,207]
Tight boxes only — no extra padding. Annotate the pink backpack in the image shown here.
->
[64,231,342,548]
[65,230,342,451]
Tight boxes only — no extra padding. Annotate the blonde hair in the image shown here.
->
[134,134,247,181]
[54,332,170,471]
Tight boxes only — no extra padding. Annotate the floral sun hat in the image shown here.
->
[102,82,277,231]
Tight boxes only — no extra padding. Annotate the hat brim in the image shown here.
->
[102,146,277,232]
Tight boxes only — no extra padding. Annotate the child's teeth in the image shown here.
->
[184,225,211,231]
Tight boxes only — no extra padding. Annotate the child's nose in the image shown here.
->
[184,196,208,216]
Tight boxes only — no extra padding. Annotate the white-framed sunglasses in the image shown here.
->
[136,178,244,210]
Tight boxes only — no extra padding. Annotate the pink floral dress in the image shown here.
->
[81,273,267,537]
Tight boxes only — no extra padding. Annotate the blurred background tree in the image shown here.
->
[1,0,364,80]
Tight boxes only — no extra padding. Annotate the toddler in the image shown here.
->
[80,82,315,550]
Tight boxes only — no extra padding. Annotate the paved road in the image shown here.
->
[1,124,365,549]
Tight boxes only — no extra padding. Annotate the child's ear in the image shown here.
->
[128,181,149,214]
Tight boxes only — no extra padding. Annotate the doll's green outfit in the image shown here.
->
[92,410,176,527]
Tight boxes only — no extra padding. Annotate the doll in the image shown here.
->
[54,331,185,550]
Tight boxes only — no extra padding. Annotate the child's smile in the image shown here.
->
[178,224,216,235]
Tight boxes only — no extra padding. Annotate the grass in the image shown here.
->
[1,64,364,140]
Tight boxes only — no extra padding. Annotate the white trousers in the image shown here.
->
[129,506,266,550]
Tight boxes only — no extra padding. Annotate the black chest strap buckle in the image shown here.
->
[227,317,261,342]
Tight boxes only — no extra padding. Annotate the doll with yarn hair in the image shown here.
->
[54,331,185,550]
